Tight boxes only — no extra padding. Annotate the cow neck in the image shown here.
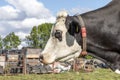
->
[77,15,87,56]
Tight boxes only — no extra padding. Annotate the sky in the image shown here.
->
[0,0,112,48]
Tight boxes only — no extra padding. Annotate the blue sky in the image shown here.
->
[0,0,112,48]
[0,0,111,15]
[39,0,111,14]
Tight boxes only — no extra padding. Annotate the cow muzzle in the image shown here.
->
[39,54,56,64]
[39,55,44,63]
[39,55,48,64]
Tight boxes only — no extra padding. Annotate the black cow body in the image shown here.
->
[65,0,120,71]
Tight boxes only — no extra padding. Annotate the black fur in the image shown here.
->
[66,32,75,47]
[54,30,62,41]
[65,0,120,71]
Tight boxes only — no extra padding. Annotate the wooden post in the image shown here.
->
[73,59,76,71]
[22,48,26,75]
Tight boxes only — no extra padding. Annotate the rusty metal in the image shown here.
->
[22,47,42,74]
[0,48,42,75]
[73,58,85,71]
[4,50,25,75]
[72,58,95,72]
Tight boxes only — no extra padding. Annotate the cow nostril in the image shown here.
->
[39,55,43,62]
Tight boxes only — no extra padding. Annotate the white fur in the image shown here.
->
[56,10,68,18]
[41,11,82,64]
[115,69,120,74]
[59,51,81,62]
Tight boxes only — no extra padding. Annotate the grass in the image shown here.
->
[0,69,120,80]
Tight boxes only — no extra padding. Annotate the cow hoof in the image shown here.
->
[115,69,120,74]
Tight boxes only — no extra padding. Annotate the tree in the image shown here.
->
[26,26,39,48]
[26,23,53,49]
[3,32,21,49]
[0,36,3,49]
[38,23,53,48]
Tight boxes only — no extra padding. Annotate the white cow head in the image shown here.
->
[40,11,82,64]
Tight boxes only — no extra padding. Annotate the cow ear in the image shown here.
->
[68,22,80,36]
[68,22,74,36]
[65,16,80,36]
[74,22,80,33]
[72,16,81,33]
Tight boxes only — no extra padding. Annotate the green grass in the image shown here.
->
[0,69,120,80]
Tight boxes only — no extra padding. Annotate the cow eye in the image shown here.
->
[54,30,63,41]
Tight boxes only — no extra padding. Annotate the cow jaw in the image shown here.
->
[42,52,56,64]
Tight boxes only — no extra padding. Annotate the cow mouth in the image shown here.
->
[42,60,53,64]
[40,58,54,64]
[39,53,56,64]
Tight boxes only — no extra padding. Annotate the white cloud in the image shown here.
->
[16,32,29,49]
[0,0,55,41]
[15,31,29,39]
[18,41,27,49]
[0,5,20,20]
[0,26,5,32]
[21,17,55,28]
[6,0,52,18]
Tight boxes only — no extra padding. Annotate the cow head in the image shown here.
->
[40,11,82,64]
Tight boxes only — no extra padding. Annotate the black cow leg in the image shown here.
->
[88,46,120,74]
[110,56,120,74]
[110,64,120,74]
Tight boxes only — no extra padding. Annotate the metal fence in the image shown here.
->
[0,48,42,75]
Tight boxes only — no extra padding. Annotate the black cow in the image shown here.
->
[65,0,120,73]
[40,0,120,74]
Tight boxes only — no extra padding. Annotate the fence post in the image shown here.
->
[22,48,26,75]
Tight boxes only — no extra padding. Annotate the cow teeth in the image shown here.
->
[115,69,120,74]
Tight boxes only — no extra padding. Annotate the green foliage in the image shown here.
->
[3,32,21,49]
[38,23,52,48]
[0,36,3,49]
[27,26,39,48]
[85,55,94,59]
[26,23,52,49]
